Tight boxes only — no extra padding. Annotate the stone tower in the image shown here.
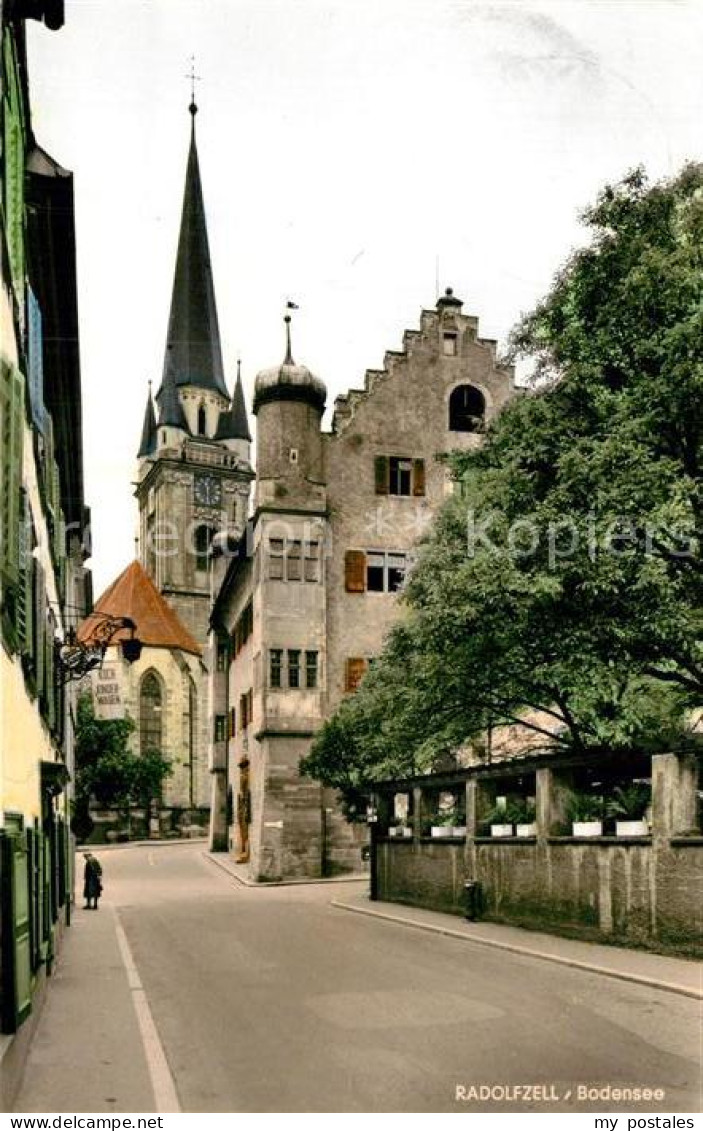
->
[135,102,253,651]
[212,317,330,873]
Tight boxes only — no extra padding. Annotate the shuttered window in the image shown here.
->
[345,657,367,693]
[3,30,26,300]
[1,363,24,592]
[345,550,366,593]
[375,454,425,497]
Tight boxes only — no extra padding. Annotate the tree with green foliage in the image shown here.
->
[302,164,703,806]
[74,695,172,837]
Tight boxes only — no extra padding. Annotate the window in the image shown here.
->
[239,689,253,730]
[197,404,207,436]
[449,384,486,432]
[366,552,385,592]
[216,638,228,671]
[214,715,226,742]
[232,601,254,656]
[288,650,301,689]
[374,456,425,497]
[442,332,458,356]
[362,550,407,594]
[305,541,320,582]
[140,672,163,754]
[195,524,215,571]
[345,657,367,693]
[268,536,321,582]
[286,540,302,581]
[305,651,318,689]
[269,537,284,580]
[389,457,412,496]
[346,550,408,594]
[229,707,236,738]
[270,648,283,688]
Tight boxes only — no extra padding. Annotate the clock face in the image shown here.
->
[194,474,222,508]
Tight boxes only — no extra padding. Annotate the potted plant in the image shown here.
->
[452,815,467,837]
[484,802,513,838]
[389,815,413,839]
[567,792,604,837]
[430,809,456,838]
[511,798,537,837]
[607,783,650,837]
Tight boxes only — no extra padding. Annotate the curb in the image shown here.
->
[331,899,703,1002]
[203,852,369,888]
[89,838,208,852]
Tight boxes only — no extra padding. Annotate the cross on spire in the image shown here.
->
[185,54,202,116]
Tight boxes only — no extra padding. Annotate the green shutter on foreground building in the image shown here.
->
[0,830,32,1033]
[2,27,26,299]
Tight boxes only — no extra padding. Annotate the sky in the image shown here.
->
[27,0,703,595]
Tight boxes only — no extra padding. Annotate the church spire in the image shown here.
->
[215,360,252,442]
[137,382,157,457]
[158,103,228,400]
[158,351,189,430]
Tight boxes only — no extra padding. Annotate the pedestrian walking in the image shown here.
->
[83,852,103,909]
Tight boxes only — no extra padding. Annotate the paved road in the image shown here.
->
[16,844,702,1113]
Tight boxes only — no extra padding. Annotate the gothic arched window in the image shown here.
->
[197,404,207,436]
[449,384,486,432]
[140,671,163,755]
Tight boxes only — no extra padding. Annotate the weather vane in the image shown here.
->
[186,54,202,114]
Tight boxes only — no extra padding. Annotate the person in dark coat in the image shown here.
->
[83,852,103,909]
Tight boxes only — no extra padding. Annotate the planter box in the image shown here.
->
[389,827,413,838]
[615,820,648,837]
[515,823,537,838]
[490,824,514,838]
[431,826,454,838]
[452,826,467,837]
[572,821,603,837]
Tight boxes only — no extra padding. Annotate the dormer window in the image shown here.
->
[197,404,207,436]
[442,332,458,357]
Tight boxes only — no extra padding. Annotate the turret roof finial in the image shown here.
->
[284,300,299,365]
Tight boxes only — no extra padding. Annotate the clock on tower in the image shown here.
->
[194,473,222,508]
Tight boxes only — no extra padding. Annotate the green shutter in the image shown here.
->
[0,363,24,589]
[27,827,42,972]
[2,28,26,299]
[35,562,45,706]
[0,832,32,1033]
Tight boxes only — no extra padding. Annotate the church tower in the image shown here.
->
[135,101,253,652]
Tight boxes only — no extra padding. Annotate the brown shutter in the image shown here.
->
[374,455,389,495]
[344,550,366,593]
[345,658,367,693]
[412,458,426,496]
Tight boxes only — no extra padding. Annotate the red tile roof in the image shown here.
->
[77,560,202,657]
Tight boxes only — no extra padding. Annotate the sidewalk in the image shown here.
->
[203,850,369,888]
[332,892,703,1001]
[12,903,158,1113]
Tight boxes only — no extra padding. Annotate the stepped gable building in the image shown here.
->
[134,100,253,654]
[209,289,516,880]
[78,561,208,821]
